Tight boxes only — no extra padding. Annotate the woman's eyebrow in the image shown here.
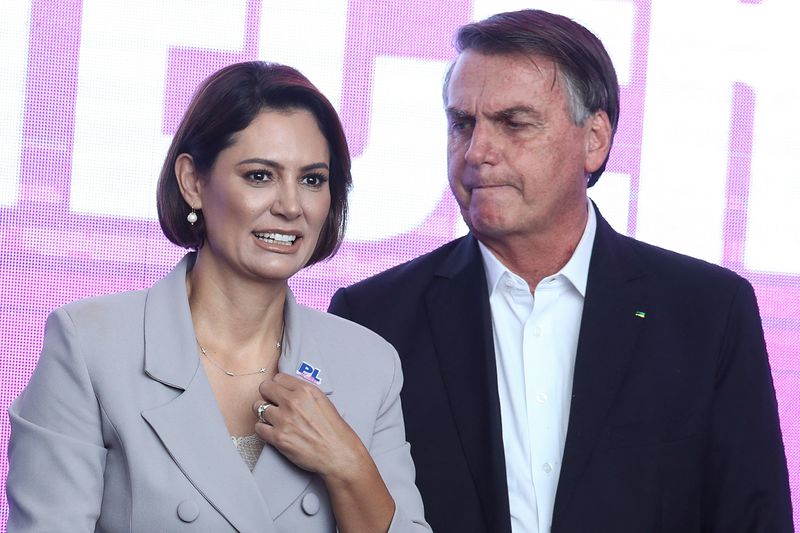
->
[236,158,329,172]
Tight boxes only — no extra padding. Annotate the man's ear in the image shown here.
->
[584,110,613,174]
[175,153,203,209]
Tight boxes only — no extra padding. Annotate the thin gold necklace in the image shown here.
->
[196,326,284,377]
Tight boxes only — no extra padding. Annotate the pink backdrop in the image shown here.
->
[1,0,798,528]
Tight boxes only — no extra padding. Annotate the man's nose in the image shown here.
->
[463,122,500,166]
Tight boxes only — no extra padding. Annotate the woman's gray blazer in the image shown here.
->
[7,254,430,532]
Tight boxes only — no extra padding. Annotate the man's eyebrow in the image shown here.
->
[445,107,473,121]
[490,106,544,121]
[445,106,544,122]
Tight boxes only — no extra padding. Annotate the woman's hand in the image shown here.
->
[253,373,369,480]
[253,373,395,532]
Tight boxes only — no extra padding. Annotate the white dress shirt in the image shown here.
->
[479,204,596,533]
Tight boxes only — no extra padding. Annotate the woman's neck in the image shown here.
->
[186,251,288,366]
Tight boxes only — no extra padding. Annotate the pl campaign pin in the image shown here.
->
[296,361,322,385]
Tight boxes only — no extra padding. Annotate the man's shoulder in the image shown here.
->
[295,300,396,349]
[346,236,471,294]
[617,231,746,291]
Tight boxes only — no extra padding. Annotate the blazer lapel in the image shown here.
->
[251,291,332,519]
[140,255,275,533]
[553,209,648,521]
[424,236,512,533]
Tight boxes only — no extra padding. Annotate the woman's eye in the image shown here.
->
[246,170,272,183]
[302,173,328,188]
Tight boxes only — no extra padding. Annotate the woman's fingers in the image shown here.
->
[272,372,302,390]
[253,373,363,477]
[253,401,274,425]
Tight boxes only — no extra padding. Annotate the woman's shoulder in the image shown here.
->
[42,290,151,370]
[57,287,149,329]
[291,304,404,423]
[295,303,396,353]
[55,257,188,329]
[290,303,401,389]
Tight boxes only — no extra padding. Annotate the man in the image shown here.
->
[329,9,793,533]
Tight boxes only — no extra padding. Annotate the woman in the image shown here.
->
[7,62,430,532]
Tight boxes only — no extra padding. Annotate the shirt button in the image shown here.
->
[532,326,542,337]
[504,278,515,288]
[536,392,548,403]
[542,462,553,474]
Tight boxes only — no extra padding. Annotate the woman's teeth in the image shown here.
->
[255,232,297,246]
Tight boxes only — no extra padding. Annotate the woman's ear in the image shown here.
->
[175,153,203,209]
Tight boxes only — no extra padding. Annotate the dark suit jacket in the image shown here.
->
[329,208,793,533]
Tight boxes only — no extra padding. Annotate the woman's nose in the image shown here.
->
[270,182,302,219]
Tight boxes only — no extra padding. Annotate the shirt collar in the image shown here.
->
[479,201,596,298]
[480,238,516,296]
[561,202,595,297]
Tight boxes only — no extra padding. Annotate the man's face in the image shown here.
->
[445,50,610,249]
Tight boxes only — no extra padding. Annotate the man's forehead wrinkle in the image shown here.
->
[446,53,558,118]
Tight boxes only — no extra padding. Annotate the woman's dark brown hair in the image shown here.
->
[156,61,351,265]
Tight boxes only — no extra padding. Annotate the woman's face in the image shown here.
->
[195,109,331,283]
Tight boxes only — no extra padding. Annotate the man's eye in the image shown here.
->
[450,120,471,133]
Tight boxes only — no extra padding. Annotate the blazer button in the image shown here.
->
[301,492,320,516]
[177,500,200,523]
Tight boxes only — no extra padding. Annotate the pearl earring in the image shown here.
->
[187,207,198,225]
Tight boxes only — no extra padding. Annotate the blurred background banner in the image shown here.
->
[1,0,798,528]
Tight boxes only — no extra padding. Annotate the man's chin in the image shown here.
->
[465,217,515,241]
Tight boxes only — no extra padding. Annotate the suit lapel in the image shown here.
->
[251,291,331,519]
[553,209,648,520]
[142,378,274,533]
[141,255,275,533]
[424,236,512,533]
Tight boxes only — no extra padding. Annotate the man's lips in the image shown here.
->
[469,183,517,192]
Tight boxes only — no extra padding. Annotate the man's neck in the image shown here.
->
[478,206,590,290]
